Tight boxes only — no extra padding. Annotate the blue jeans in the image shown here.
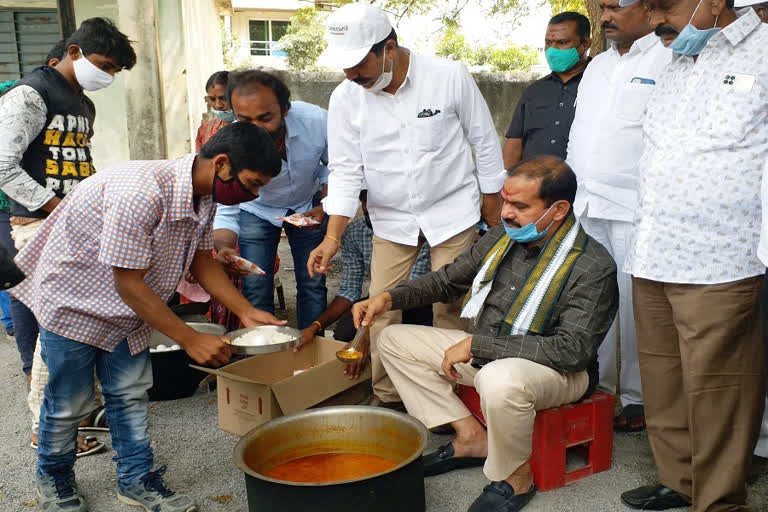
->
[0,290,12,331]
[239,210,327,329]
[10,295,37,375]
[0,211,14,333]
[37,327,154,486]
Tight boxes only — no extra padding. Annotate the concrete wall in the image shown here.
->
[73,0,131,171]
[73,0,224,170]
[270,70,538,141]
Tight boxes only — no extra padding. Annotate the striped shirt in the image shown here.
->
[337,216,431,303]
[12,154,214,354]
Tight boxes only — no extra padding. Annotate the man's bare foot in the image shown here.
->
[504,460,534,495]
[450,415,489,458]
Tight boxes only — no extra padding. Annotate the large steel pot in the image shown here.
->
[233,406,429,512]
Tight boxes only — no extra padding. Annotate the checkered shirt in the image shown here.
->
[11,154,214,354]
[389,222,618,382]
[337,216,431,303]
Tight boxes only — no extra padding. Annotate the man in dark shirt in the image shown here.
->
[353,156,617,512]
[502,12,591,170]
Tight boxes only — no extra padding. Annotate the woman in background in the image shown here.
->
[180,71,234,308]
[195,70,232,151]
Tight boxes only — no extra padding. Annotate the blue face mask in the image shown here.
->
[212,108,235,122]
[545,47,581,73]
[502,204,556,243]
[666,0,720,56]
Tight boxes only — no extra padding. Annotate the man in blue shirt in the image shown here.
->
[214,71,328,328]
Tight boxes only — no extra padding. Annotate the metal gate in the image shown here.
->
[0,9,60,82]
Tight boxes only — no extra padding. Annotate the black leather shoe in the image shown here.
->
[468,481,536,512]
[422,443,485,476]
[621,484,690,510]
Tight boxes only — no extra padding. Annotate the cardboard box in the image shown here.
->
[193,337,371,436]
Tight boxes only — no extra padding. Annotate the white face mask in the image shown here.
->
[365,47,393,94]
[72,49,115,91]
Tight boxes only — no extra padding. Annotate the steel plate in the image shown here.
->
[226,325,301,355]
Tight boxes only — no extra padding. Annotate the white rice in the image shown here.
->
[233,330,295,347]
[150,344,182,353]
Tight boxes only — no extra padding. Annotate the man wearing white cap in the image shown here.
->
[565,0,671,434]
[308,2,505,408]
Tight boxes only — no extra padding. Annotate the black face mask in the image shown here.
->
[269,119,286,142]
[212,171,257,205]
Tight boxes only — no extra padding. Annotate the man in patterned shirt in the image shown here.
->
[298,189,433,380]
[619,1,768,511]
[11,123,283,512]
[352,157,618,512]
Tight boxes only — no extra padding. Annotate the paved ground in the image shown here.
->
[1,239,766,511]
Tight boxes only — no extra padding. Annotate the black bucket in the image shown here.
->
[147,322,225,401]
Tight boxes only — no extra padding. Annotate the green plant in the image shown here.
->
[221,20,249,70]
[436,20,538,73]
[278,8,328,71]
[435,19,471,61]
[487,43,539,72]
[544,0,588,15]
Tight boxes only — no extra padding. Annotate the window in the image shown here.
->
[0,9,60,81]
[248,20,290,57]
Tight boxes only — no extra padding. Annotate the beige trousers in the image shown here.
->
[10,219,44,251]
[633,277,765,512]
[369,227,476,402]
[28,338,103,433]
[378,324,588,481]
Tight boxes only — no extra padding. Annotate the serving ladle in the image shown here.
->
[335,326,368,363]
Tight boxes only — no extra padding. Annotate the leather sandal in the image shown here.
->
[614,404,645,432]
[78,405,109,432]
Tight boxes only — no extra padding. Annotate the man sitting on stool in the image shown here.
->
[352,156,618,512]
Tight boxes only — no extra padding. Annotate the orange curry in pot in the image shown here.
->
[263,453,398,483]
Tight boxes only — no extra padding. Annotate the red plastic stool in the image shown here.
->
[456,385,614,491]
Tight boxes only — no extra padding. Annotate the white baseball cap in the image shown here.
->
[618,0,641,7]
[317,2,393,69]
[734,0,765,7]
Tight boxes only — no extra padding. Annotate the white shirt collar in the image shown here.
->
[611,31,659,57]
[720,7,762,47]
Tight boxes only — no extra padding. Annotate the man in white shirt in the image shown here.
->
[736,0,768,21]
[308,2,505,407]
[565,0,671,433]
[619,2,768,511]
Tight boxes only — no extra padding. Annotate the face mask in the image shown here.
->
[72,49,114,91]
[503,204,556,243]
[365,48,393,93]
[667,0,720,56]
[212,170,257,205]
[269,120,286,142]
[212,108,235,122]
[545,47,581,73]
